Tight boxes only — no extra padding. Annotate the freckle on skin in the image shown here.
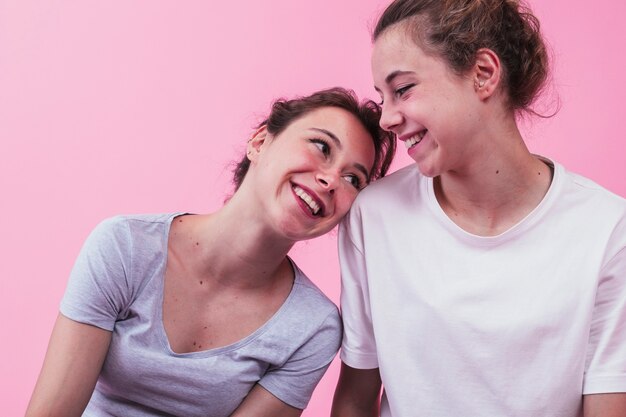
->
[193,341,196,346]
[204,326,207,329]
[200,281,203,285]
[496,170,499,174]
[196,242,199,246]
[179,219,183,223]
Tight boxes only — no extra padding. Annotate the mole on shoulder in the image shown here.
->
[200,281,203,285]
[496,170,499,174]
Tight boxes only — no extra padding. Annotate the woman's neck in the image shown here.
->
[434,124,553,236]
[170,199,295,290]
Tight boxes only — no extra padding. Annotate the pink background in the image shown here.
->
[1,0,624,415]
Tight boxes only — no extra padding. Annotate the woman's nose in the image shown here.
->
[379,102,402,132]
[316,171,338,194]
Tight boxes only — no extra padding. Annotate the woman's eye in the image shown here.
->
[343,174,363,190]
[311,138,330,156]
[395,84,414,98]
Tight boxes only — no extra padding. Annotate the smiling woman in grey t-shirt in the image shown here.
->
[26,88,395,417]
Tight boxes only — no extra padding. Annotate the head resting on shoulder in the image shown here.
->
[232,87,396,190]
[374,0,550,114]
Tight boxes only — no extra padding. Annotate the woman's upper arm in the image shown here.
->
[229,384,303,417]
[26,313,112,417]
[331,362,381,417]
[583,393,626,417]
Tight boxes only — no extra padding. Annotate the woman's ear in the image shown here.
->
[246,125,268,162]
[473,48,501,100]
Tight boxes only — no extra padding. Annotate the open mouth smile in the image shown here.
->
[292,184,324,216]
[404,130,427,149]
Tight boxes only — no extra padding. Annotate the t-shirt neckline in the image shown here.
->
[424,156,562,246]
[155,213,300,357]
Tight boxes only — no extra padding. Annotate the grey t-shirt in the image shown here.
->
[60,213,342,416]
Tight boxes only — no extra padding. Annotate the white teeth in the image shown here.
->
[293,186,321,215]
[404,131,427,149]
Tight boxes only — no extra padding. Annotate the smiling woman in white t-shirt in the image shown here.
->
[331,1,626,416]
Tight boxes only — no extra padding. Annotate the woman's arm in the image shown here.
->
[583,393,626,417]
[229,384,302,417]
[331,362,382,417]
[25,313,112,417]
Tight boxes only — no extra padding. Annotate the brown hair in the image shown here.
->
[374,0,550,113]
[232,87,396,190]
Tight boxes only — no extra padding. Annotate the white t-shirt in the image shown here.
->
[339,160,626,417]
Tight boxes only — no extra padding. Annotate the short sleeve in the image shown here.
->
[258,310,341,409]
[338,210,379,369]
[584,218,626,394]
[60,216,133,331]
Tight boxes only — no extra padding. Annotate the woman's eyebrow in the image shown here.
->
[374,70,415,94]
[309,127,370,179]
[385,70,414,84]
[310,127,341,147]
